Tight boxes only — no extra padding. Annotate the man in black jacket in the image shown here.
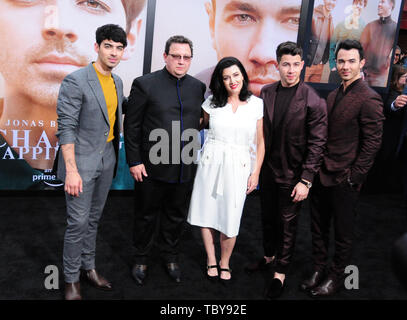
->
[246,42,327,299]
[301,40,384,297]
[124,35,206,285]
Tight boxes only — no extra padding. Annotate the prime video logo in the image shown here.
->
[32,169,63,187]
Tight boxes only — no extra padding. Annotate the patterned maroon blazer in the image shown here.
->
[261,81,328,185]
[319,79,385,186]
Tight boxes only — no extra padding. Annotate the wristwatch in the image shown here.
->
[299,179,312,189]
[347,176,355,187]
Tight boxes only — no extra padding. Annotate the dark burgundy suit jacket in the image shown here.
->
[261,81,328,185]
[319,79,384,186]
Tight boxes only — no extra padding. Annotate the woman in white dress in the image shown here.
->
[187,57,265,284]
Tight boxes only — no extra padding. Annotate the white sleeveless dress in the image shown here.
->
[187,95,264,237]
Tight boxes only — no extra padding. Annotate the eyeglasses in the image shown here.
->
[168,53,192,61]
[395,54,401,57]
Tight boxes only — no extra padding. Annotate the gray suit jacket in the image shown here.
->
[55,63,124,182]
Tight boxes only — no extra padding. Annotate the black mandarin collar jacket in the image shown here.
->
[124,67,206,183]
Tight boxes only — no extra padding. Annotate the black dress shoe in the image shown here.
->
[265,278,285,299]
[132,264,148,286]
[166,262,181,283]
[65,282,82,300]
[206,265,219,281]
[244,257,274,274]
[310,275,343,297]
[299,270,325,292]
[81,269,113,291]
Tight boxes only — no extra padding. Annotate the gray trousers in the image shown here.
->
[63,142,115,283]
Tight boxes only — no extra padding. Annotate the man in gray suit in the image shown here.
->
[56,24,127,300]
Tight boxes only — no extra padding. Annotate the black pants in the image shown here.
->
[260,172,302,274]
[133,177,192,264]
[309,176,359,278]
[400,141,407,223]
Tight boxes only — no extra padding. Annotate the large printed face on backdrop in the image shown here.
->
[323,0,338,13]
[0,0,128,108]
[0,0,143,172]
[378,0,394,17]
[352,0,366,17]
[205,0,302,96]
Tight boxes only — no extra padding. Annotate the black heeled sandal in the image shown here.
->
[219,267,232,286]
[206,265,219,281]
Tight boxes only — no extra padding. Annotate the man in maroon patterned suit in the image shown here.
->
[249,41,328,299]
[301,39,384,297]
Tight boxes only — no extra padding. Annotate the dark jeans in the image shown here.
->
[260,173,302,274]
[310,176,360,278]
[132,177,192,265]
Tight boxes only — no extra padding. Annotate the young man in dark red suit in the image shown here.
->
[301,39,385,297]
[248,41,328,299]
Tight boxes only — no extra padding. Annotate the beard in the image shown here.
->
[0,39,90,109]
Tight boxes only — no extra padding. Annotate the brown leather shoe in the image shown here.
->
[309,275,343,297]
[65,282,81,300]
[299,270,325,292]
[81,269,113,291]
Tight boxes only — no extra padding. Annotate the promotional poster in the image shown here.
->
[151,0,303,97]
[304,0,403,86]
[0,0,147,190]
[0,0,403,190]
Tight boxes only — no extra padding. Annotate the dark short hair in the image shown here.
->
[96,24,127,47]
[121,0,146,33]
[276,41,303,63]
[390,64,407,91]
[335,39,364,60]
[209,57,252,108]
[165,35,193,57]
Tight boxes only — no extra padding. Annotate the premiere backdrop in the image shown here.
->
[0,0,403,190]
[151,0,304,98]
[304,0,403,87]
[0,0,147,190]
